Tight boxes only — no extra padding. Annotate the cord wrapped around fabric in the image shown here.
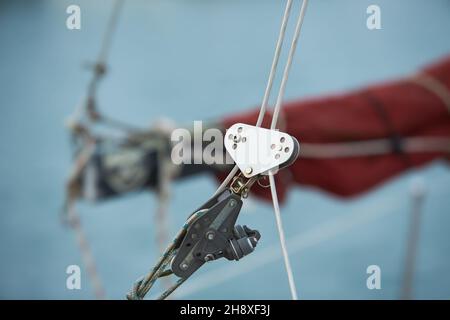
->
[220,56,450,201]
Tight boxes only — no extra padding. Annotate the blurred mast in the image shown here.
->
[400,177,426,300]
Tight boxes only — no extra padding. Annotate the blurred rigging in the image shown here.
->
[63,0,450,300]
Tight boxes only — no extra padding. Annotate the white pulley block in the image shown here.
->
[224,123,300,178]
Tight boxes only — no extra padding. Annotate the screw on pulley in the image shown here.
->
[206,231,215,240]
[180,263,189,270]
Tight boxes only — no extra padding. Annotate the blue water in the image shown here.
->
[0,0,449,299]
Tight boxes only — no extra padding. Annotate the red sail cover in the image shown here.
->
[220,56,450,202]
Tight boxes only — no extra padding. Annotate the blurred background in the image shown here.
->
[0,0,449,299]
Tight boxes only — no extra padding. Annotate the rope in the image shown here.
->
[363,90,406,157]
[127,213,199,300]
[299,137,450,158]
[86,0,124,99]
[64,0,125,300]
[215,0,309,300]
[408,73,450,114]
[97,0,125,66]
[173,190,410,298]
[128,0,310,301]
[66,201,106,299]
[267,0,309,301]
[63,135,107,299]
[216,0,309,300]
[214,0,295,196]
[154,143,177,293]
[67,0,125,130]
[270,0,308,131]
[256,0,294,127]
[268,173,298,299]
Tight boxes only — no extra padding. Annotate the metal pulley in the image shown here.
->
[224,123,300,178]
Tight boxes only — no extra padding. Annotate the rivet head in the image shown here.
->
[180,263,188,270]
[245,167,253,175]
[206,231,215,240]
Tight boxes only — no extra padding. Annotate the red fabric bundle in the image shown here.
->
[219,56,450,202]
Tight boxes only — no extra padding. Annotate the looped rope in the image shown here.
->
[126,212,199,300]
[127,276,145,300]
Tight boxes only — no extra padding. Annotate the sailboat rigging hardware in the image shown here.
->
[127,126,300,300]
[127,0,309,300]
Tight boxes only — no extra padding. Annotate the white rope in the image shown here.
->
[215,0,310,300]
[270,0,308,131]
[409,74,450,114]
[256,0,294,127]
[269,173,298,299]
[173,193,406,298]
[213,0,294,197]
[267,0,309,300]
